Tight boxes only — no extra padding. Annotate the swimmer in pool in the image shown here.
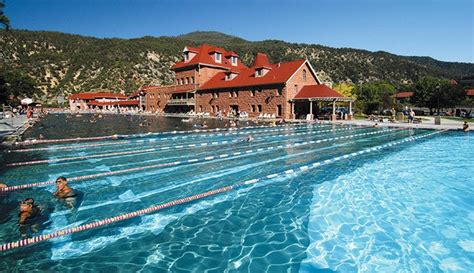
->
[53,176,77,208]
[19,198,41,236]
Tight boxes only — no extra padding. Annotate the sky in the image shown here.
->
[4,0,474,63]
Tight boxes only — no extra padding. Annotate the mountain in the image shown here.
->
[1,30,473,103]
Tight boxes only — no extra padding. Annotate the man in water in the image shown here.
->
[19,198,41,237]
[0,183,7,196]
[463,121,469,132]
[54,176,77,208]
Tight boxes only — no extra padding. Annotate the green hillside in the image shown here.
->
[1,29,473,103]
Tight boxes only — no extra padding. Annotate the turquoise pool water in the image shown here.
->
[0,115,472,272]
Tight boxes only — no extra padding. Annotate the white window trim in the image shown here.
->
[215,53,222,63]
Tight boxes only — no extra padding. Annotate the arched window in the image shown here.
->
[302,69,307,82]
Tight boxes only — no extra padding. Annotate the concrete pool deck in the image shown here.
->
[326,117,468,131]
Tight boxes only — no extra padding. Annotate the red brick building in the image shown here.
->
[145,44,353,120]
[69,92,139,112]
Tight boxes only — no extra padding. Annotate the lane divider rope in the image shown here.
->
[6,126,358,167]
[2,128,397,192]
[14,122,318,146]
[0,129,446,251]
[11,123,331,153]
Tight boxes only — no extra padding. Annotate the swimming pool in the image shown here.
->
[0,115,472,272]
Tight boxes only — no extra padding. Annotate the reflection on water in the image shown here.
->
[23,113,249,140]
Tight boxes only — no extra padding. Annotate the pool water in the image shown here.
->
[0,115,472,272]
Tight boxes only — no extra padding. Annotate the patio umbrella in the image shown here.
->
[21,98,33,105]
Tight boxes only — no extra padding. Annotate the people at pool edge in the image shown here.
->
[408,109,415,123]
[463,121,469,132]
[19,198,41,236]
[54,176,77,208]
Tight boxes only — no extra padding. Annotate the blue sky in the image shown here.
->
[5,0,474,62]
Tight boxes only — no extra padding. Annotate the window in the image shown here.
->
[302,69,307,82]
[184,52,189,62]
[256,69,262,77]
[231,56,237,66]
[185,77,189,84]
[251,89,256,97]
[232,91,238,97]
[276,88,282,97]
[216,105,219,112]
[191,76,195,84]
[199,106,203,112]
[215,52,222,63]
[294,85,298,93]
[213,92,219,98]
[251,105,256,112]
[212,105,215,113]
[277,105,282,116]
[225,74,231,81]
[258,105,262,112]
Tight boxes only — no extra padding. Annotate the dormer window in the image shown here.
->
[184,52,189,62]
[225,71,239,81]
[215,52,222,63]
[256,69,263,77]
[231,56,237,66]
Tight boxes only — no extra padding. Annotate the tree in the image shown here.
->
[0,0,11,30]
[412,76,449,115]
[333,82,357,99]
[354,81,395,114]
[0,70,37,105]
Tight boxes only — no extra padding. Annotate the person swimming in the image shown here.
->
[54,176,77,208]
[19,198,41,237]
[463,121,469,132]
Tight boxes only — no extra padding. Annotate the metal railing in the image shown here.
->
[167,98,196,105]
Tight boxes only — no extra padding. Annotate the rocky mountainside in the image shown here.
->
[1,30,473,102]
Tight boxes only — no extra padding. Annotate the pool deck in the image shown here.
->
[0,115,36,146]
[325,117,467,131]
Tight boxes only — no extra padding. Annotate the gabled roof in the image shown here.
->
[172,44,248,71]
[69,92,127,100]
[199,59,307,90]
[183,46,199,53]
[392,91,414,98]
[294,84,346,100]
[252,53,272,69]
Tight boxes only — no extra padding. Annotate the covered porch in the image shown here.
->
[290,84,355,121]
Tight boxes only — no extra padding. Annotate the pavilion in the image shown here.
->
[291,84,355,120]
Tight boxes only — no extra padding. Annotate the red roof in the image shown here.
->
[171,44,248,71]
[69,92,127,100]
[392,91,414,98]
[252,53,272,69]
[89,100,139,106]
[294,84,345,99]
[466,89,474,96]
[184,46,199,53]
[199,59,307,90]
